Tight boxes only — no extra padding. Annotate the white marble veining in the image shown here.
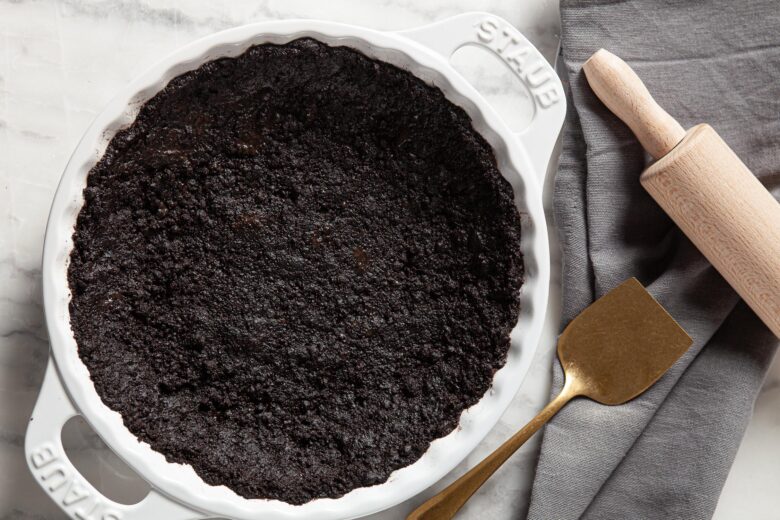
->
[0,1,776,519]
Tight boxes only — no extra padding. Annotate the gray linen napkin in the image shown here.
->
[527,1,780,519]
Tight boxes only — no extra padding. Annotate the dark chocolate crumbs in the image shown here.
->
[68,38,523,504]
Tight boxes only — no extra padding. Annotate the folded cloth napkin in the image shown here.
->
[527,1,780,519]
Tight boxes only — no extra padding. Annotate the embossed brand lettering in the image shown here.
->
[31,444,57,468]
[29,443,123,520]
[42,465,69,491]
[535,86,560,109]
[74,499,103,520]
[476,19,499,42]
[475,18,561,109]
[63,480,91,506]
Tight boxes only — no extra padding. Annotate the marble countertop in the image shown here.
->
[0,1,777,518]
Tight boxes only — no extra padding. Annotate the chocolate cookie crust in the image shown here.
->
[68,38,523,504]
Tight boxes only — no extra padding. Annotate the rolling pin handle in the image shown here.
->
[582,49,686,159]
[583,49,780,338]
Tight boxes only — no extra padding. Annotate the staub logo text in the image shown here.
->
[475,18,561,109]
[30,442,122,520]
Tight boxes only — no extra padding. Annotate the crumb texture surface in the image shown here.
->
[68,38,523,504]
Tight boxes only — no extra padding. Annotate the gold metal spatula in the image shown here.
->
[407,278,692,520]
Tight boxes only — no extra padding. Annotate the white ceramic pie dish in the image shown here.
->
[26,12,564,520]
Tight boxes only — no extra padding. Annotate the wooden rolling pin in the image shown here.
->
[583,49,780,338]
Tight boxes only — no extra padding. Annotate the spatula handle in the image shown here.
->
[582,49,685,159]
[406,382,579,520]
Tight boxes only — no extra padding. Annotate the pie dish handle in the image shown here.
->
[398,12,566,181]
[26,359,210,520]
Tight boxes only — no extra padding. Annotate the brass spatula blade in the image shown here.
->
[558,277,693,405]
[406,278,693,520]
